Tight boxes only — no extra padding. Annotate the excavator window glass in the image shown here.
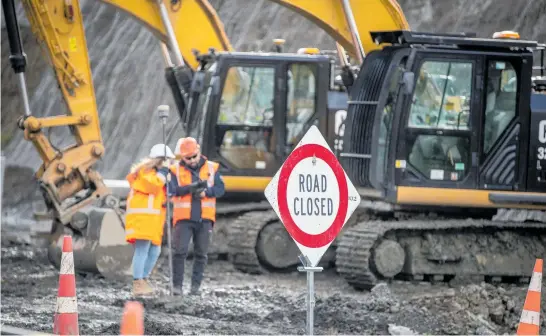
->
[377,58,407,184]
[406,60,473,181]
[217,65,276,171]
[286,63,317,146]
[408,61,472,130]
[218,66,275,126]
[483,60,518,154]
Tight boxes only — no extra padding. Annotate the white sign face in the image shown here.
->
[264,125,361,267]
[286,157,341,235]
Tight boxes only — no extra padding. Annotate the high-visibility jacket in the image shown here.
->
[124,168,167,246]
[169,160,219,224]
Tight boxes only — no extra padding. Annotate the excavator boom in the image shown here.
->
[270,0,409,62]
[99,0,233,69]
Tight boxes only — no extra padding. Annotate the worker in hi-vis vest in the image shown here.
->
[168,137,225,296]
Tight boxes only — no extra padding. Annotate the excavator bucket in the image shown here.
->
[47,206,134,280]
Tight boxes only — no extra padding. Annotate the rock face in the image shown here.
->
[1,0,546,196]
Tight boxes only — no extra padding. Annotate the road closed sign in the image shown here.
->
[264,125,361,267]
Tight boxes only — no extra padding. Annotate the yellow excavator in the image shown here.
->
[1,0,407,279]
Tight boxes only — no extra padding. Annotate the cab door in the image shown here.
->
[278,60,329,160]
[204,58,285,179]
[395,52,482,190]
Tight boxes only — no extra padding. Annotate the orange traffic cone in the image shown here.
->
[120,301,144,335]
[53,236,79,335]
[517,258,542,336]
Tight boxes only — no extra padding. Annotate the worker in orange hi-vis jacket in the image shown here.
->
[169,137,225,296]
[125,143,176,297]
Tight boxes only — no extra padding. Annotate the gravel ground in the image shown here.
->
[2,232,545,335]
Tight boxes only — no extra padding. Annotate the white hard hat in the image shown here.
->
[174,138,183,155]
[149,144,175,159]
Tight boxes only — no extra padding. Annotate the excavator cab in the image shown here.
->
[183,50,348,196]
[342,30,546,202]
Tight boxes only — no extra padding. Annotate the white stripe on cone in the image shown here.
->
[56,296,78,314]
[520,309,541,326]
[60,252,75,275]
[528,272,542,292]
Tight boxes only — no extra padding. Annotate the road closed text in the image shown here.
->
[293,174,334,216]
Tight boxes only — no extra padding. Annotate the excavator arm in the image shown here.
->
[2,0,234,226]
[1,0,235,279]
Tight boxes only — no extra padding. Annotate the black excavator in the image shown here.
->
[176,29,546,289]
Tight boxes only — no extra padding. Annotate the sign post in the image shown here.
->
[264,125,361,335]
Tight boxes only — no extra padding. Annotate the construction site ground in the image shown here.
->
[2,229,546,335]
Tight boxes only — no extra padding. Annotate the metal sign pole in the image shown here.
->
[158,105,174,296]
[298,255,323,335]
[1,154,5,218]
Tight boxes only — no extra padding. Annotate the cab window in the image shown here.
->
[483,60,517,154]
[218,66,275,126]
[217,65,276,171]
[286,63,317,146]
[406,60,473,182]
[408,61,472,130]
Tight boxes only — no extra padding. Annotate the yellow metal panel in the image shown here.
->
[397,186,546,210]
[269,0,409,59]
[98,0,233,70]
[222,176,272,193]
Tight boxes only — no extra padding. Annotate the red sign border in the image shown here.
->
[277,143,349,248]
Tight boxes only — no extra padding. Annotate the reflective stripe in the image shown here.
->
[173,201,215,209]
[126,192,160,215]
[56,297,78,314]
[60,252,75,275]
[148,194,155,209]
[529,272,542,292]
[520,309,540,325]
[126,208,161,215]
[207,161,215,187]
[173,201,191,209]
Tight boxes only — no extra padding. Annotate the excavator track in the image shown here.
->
[336,218,546,290]
[227,210,280,274]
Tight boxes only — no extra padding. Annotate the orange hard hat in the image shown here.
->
[176,137,200,157]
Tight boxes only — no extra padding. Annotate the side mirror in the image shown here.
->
[402,71,415,95]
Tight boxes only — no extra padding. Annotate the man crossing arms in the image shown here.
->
[169,137,225,296]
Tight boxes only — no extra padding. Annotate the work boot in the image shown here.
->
[143,279,155,293]
[189,284,201,296]
[173,287,183,296]
[133,279,153,297]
